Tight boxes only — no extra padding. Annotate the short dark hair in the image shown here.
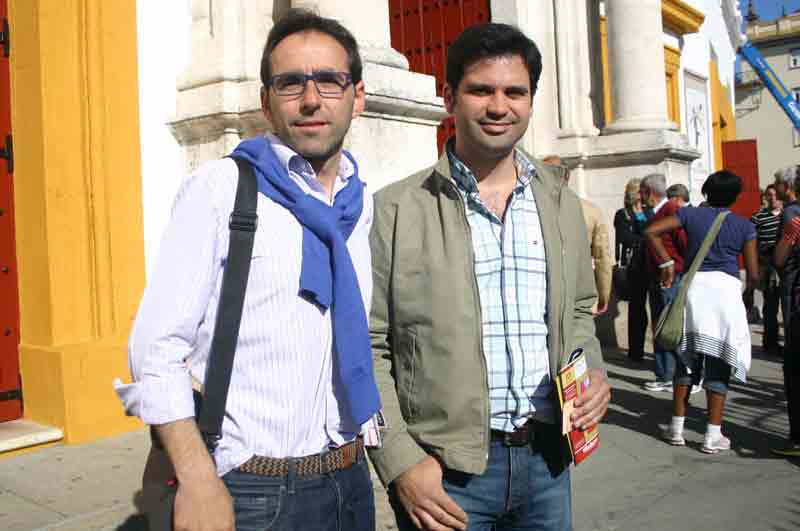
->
[446,23,542,96]
[260,9,363,88]
[702,170,742,207]
[765,183,777,193]
[666,183,690,203]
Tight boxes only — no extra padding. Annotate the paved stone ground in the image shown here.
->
[1,322,797,530]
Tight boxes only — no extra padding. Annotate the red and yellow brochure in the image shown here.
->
[555,351,599,465]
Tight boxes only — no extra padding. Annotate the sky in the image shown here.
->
[741,0,800,22]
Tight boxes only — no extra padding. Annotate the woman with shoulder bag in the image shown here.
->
[614,178,651,361]
[646,170,758,454]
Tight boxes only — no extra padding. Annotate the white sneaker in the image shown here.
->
[701,435,731,454]
[690,385,702,394]
[663,428,686,446]
[643,381,673,392]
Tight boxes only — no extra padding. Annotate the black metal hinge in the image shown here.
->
[0,134,12,174]
[0,388,21,402]
[0,18,8,58]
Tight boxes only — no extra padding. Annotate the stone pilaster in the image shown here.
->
[168,0,275,171]
[170,0,444,189]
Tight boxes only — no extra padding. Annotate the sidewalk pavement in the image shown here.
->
[1,337,798,530]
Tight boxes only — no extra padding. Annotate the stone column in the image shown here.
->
[553,0,599,139]
[603,0,676,133]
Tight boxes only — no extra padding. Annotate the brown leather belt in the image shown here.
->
[491,421,535,447]
[238,437,365,477]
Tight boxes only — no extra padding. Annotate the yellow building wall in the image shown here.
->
[709,59,736,171]
[8,0,145,446]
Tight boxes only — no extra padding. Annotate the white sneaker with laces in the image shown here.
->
[663,428,686,446]
[701,435,731,454]
[643,381,673,392]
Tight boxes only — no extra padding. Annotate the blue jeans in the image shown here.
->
[222,458,375,531]
[781,269,799,347]
[389,425,571,531]
[649,273,682,382]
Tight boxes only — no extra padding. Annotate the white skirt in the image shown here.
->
[680,271,751,382]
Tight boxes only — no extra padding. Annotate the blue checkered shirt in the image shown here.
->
[448,148,554,431]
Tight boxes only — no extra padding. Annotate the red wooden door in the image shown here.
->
[0,0,22,422]
[722,139,761,220]
[389,0,491,153]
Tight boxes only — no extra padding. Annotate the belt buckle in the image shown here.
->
[504,423,533,447]
[318,449,333,475]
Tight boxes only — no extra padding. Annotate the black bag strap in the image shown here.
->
[196,157,258,453]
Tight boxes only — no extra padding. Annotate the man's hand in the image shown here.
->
[174,476,234,531]
[659,265,675,289]
[393,455,468,531]
[571,368,611,431]
[154,419,235,531]
[743,289,755,313]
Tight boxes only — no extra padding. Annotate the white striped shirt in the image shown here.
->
[115,136,373,476]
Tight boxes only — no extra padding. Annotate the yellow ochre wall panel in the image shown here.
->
[710,58,723,171]
[600,16,612,123]
[664,45,682,128]
[8,0,145,445]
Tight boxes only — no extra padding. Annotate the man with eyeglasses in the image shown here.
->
[117,9,380,531]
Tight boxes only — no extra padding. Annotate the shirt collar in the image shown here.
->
[446,140,536,196]
[653,197,668,214]
[266,133,354,198]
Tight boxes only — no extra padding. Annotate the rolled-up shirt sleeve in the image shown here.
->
[115,164,225,425]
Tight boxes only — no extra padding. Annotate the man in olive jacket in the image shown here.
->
[368,23,610,531]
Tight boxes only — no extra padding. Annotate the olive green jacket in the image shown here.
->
[367,150,603,486]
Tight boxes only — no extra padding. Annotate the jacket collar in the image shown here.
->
[429,143,568,194]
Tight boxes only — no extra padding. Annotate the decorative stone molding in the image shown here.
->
[662,0,705,36]
[361,62,446,124]
[558,130,699,169]
[721,0,746,49]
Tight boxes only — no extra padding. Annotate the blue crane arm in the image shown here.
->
[740,41,800,131]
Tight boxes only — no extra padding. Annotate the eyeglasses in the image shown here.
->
[268,70,353,98]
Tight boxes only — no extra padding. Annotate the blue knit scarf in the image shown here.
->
[230,136,380,425]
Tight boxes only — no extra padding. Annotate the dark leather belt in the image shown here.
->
[238,437,365,477]
[491,421,535,447]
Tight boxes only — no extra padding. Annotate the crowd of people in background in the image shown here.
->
[609,165,800,457]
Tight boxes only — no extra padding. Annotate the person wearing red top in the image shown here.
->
[646,198,688,276]
[640,174,687,393]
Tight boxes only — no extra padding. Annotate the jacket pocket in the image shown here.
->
[396,328,419,422]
